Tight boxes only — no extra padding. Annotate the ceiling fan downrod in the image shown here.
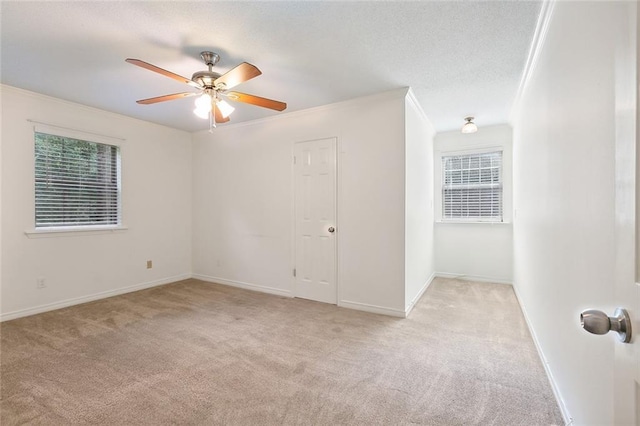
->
[192,52,223,89]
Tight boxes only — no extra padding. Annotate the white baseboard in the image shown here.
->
[195,274,408,318]
[338,299,406,318]
[512,284,572,425]
[192,274,293,298]
[0,273,192,322]
[405,272,436,316]
[435,272,512,285]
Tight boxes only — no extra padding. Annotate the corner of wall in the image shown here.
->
[511,282,572,425]
[403,92,436,311]
[1,87,194,320]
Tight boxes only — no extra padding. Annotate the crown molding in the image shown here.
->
[509,0,556,123]
[194,87,411,135]
[0,84,189,136]
[406,87,435,132]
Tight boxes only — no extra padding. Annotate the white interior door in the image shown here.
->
[293,137,337,304]
[613,3,638,423]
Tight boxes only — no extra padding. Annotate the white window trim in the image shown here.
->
[435,145,511,224]
[32,122,124,146]
[31,122,124,233]
[25,225,128,238]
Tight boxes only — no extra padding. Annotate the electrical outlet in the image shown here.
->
[146,260,153,269]
[36,277,46,289]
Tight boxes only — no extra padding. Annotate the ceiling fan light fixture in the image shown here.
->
[217,99,235,118]
[461,116,478,134]
[195,93,212,110]
[193,93,212,119]
[127,51,287,128]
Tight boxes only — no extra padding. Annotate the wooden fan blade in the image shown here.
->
[126,58,201,88]
[226,91,287,111]
[214,62,262,90]
[213,102,230,123]
[136,92,198,105]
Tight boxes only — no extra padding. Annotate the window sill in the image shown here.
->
[25,225,128,238]
[435,221,512,225]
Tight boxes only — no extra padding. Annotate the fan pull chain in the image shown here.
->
[209,106,216,133]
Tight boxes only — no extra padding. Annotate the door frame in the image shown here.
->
[613,1,639,422]
[290,136,339,303]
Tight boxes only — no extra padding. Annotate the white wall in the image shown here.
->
[404,93,436,311]
[434,125,513,283]
[511,2,636,423]
[1,85,193,320]
[192,88,425,316]
[1,86,435,321]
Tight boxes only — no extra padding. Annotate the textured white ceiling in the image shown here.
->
[1,1,541,133]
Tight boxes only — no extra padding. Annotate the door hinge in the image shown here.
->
[293,156,296,165]
[293,268,296,277]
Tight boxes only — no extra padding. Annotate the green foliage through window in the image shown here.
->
[35,132,120,227]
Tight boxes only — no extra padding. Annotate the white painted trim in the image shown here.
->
[405,88,434,129]
[434,145,510,223]
[289,143,297,297]
[512,284,572,425]
[29,119,126,142]
[0,84,185,134]
[435,272,512,285]
[2,82,410,138]
[335,135,344,307]
[435,221,512,225]
[509,0,556,123]
[194,87,411,134]
[25,225,128,238]
[338,299,406,318]
[405,272,436,316]
[434,271,568,422]
[192,274,293,298]
[0,273,192,322]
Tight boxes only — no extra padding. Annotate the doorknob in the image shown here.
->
[328,227,335,233]
[580,308,632,343]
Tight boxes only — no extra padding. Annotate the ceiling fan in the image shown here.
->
[126,51,286,129]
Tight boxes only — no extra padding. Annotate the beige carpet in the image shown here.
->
[0,277,562,425]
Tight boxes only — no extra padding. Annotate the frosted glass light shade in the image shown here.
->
[461,117,478,134]
[195,93,212,110]
[217,100,235,118]
[193,107,210,119]
[193,93,212,119]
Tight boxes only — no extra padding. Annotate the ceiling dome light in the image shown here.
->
[461,116,478,134]
[462,117,478,133]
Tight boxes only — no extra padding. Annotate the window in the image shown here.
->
[35,132,121,228]
[441,151,502,222]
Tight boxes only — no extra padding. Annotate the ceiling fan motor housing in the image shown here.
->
[191,70,222,88]
[193,51,224,88]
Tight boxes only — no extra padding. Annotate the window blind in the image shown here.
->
[35,132,121,228]
[442,151,502,221]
